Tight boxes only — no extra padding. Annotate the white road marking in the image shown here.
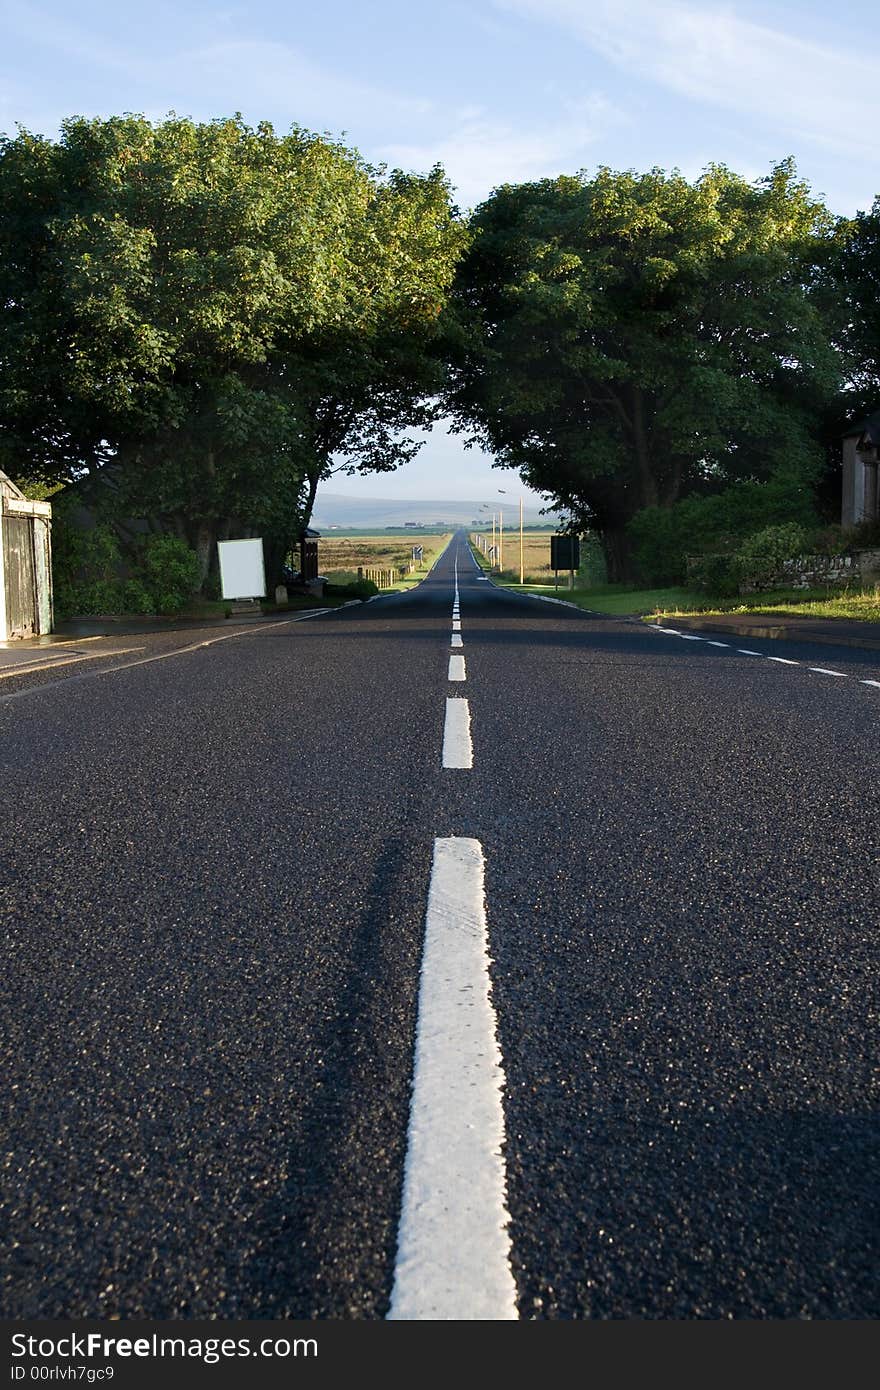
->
[452,620,461,632]
[451,634,463,648]
[679,634,705,641]
[0,646,143,680]
[448,654,466,681]
[442,697,473,768]
[649,630,880,689]
[388,837,517,1322]
[0,611,333,703]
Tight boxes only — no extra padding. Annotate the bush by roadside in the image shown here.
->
[52,517,201,618]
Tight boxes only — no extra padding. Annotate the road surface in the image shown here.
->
[2,532,877,1318]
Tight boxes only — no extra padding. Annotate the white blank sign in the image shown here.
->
[218,538,266,599]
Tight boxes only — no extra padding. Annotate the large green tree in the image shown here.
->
[0,115,466,584]
[831,195,880,406]
[446,161,841,579]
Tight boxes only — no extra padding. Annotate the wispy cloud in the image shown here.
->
[1,5,431,138]
[377,94,624,210]
[493,0,871,159]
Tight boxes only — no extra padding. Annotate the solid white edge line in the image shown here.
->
[388,837,517,1321]
[442,697,473,768]
[0,610,334,703]
[448,654,466,681]
[0,646,144,680]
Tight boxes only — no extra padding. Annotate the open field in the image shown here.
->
[472,529,605,584]
[316,526,455,538]
[319,532,452,586]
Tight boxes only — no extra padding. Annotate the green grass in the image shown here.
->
[653,585,880,622]
[487,577,699,615]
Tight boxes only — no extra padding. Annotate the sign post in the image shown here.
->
[550,534,580,592]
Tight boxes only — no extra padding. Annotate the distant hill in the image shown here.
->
[312,491,560,529]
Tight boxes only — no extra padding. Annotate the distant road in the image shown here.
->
[2,531,877,1318]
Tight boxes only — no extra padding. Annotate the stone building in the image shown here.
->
[841,410,880,526]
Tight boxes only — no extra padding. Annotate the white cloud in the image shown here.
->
[2,6,431,137]
[493,0,873,160]
[377,94,624,210]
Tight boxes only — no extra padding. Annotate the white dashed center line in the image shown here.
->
[388,837,517,1321]
[448,654,466,682]
[736,649,764,656]
[442,697,473,768]
[767,656,800,665]
[451,634,463,649]
[808,667,848,677]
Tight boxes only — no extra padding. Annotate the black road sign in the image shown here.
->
[550,534,580,570]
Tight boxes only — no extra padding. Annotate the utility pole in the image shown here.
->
[519,495,524,585]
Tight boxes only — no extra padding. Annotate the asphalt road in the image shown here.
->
[1,532,877,1319]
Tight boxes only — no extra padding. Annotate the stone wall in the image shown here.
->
[739,548,880,593]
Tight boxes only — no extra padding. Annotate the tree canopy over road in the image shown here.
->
[445,162,844,580]
[0,114,467,585]
[4,115,880,598]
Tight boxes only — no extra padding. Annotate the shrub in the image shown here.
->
[686,553,742,597]
[121,578,156,614]
[629,473,821,585]
[143,535,200,614]
[322,579,379,599]
[737,522,813,565]
[51,518,125,617]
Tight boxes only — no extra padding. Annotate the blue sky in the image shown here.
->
[2,0,876,503]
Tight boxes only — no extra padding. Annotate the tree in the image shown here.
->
[829,196,880,409]
[445,162,841,580]
[0,115,467,586]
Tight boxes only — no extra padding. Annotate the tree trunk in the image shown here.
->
[301,463,323,532]
[187,518,216,592]
[599,525,636,584]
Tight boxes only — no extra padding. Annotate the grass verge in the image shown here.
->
[652,585,880,623]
